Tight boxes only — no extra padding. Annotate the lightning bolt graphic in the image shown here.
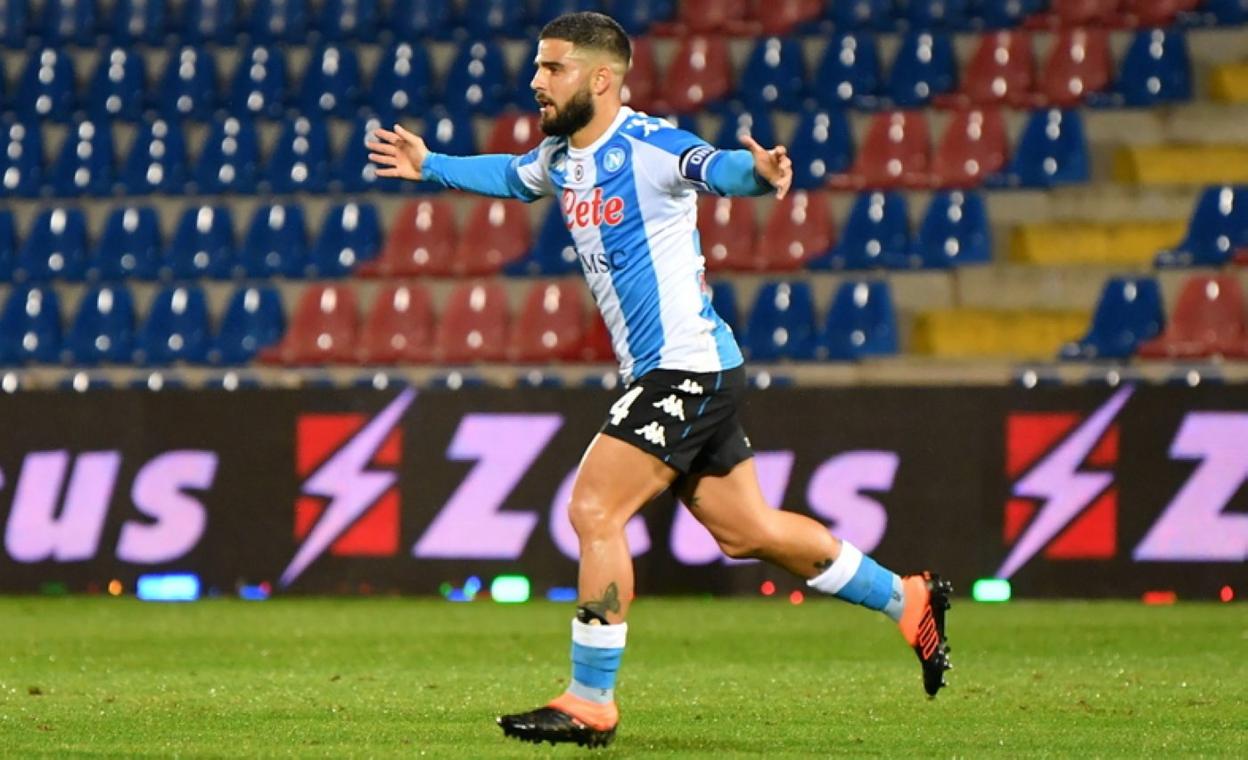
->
[279,388,417,587]
[995,386,1134,580]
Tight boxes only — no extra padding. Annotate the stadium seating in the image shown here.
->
[1,121,44,197]
[457,0,526,40]
[1040,27,1112,107]
[912,191,993,268]
[743,281,818,360]
[824,0,892,31]
[266,116,332,194]
[241,204,309,278]
[40,0,98,46]
[1116,145,1248,186]
[183,0,239,43]
[358,282,436,364]
[246,0,310,43]
[66,285,137,365]
[661,35,733,113]
[86,48,147,122]
[135,285,212,365]
[0,285,63,364]
[443,39,511,115]
[758,190,836,270]
[1138,275,1248,358]
[338,115,403,194]
[121,117,190,196]
[1,0,29,48]
[1156,185,1248,267]
[215,285,286,365]
[820,280,899,360]
[318,0,381,41]
[300,43,364,117]
[621,36,659,111]
[16,207,89,282]
[709,280,740,334]
[1060,277,1164,360]
[699,195,759,271]
[228,44,289,120]
[505,202,581,276]
[941,30,1037,109]
[370,42,433,122]
[15,47,76,122]
[454,199,532,276]
[157,45,220,120]
[49,119,115,197]
[265,284,359,365]
[512,280,588,362]
[308,202,381,278]
[1102,28,1192,107]
[436,280,509,363]
[109,0,169,44]
[816,191,911,270]
[714,107,778,151]
[788,108,853,189]
[991,108,1089,188]
[929,107,1008,189]
[737,36,807,112]
[833,110,930,190]
[813,31,883,110]
[92,206,163,281]
[887,31,958,108]
[164,205,236,280]
[1013,220,1186,265]
[0,210,15,281]
[192,117,260,194]
[485,112,544,155]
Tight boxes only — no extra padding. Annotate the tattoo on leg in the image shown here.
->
[814,557,834,572]
[581,582,622,621]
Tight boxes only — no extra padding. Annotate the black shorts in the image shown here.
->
[599,366,753,477]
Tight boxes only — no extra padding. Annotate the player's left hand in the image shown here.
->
[740,135,793,200]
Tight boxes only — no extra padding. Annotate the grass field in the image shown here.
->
[0,597,1243,758]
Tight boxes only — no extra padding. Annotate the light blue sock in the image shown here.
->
[567,620,627,704]
[807,540,906,622]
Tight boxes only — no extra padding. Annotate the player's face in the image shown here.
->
[531,39,597,137]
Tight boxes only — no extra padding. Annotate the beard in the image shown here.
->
[538,86,596,137]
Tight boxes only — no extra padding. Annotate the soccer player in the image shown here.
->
[367,12,952,749]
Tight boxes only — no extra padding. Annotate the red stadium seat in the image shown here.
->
[436,280,509,363]
[622,37,659,113]
[660,35,733,114]
[512,280,587,362]
[1028,0,1125,28]
[698,196,758,272]
[833,111,931,191]
[938,31,1037,109]
[484,112,543,155]
[362,198,457,278]
[454,198,531,276]
[1122,0,1200,26]
[746,0,822,36]
[1039,28,1113,107]
[930,107,1008,189]
[358,282,435,364]
[1138,275,1248,359]
[757,190,836,270]
[675,0,747,33]
[266,283,359,365]
[581,313,615,363]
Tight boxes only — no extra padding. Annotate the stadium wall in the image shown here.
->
[0,385,1242,599]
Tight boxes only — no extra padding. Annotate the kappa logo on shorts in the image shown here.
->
[635,421,667,448]
[654,394,686,422]
[676,379,704,395]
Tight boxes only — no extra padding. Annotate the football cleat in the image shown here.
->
[498,694,618,749]
[898,571,953,697]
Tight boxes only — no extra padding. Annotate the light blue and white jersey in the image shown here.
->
[513,106,743,384]
[422,105,770,384]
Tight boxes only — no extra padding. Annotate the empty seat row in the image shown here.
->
[1154,185,1248,267]
[0,282,284,366]
[0,203,379,282]
[1063,273,1248,359]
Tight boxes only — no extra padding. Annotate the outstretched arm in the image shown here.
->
[366,125,543,201]
[703,135,794,199]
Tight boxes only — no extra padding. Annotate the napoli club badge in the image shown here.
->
[604,147,626,173]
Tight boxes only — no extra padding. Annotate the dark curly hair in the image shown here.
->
[539,12,632,70]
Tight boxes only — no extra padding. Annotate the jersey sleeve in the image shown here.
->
[420,140,557,202]
[633,124,771,197]
[510,139,557,199]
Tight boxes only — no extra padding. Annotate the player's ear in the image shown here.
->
[592,64,613,96]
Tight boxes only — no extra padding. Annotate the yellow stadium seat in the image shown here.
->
[1210,63,1248,104]
[1011,221,1187,265]
[912,310,1089,359]
[1115,145,1248,186]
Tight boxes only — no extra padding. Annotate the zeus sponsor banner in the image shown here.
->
[0,386,1242,597]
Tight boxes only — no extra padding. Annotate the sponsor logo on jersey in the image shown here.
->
[562,187,626,230]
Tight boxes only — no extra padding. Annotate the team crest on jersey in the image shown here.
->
[603,147,626,173]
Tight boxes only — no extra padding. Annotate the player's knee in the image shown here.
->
[567,496,622,539]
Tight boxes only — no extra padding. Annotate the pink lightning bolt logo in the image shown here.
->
[996,387,1134,580]
[280,388,417,587]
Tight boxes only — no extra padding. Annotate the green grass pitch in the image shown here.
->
[0,597,1243,758]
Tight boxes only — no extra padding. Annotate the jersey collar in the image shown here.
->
[567,106,634,157]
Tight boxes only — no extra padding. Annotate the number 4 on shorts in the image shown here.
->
[609,386,645,426]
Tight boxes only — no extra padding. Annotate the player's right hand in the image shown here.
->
[367,124,428,180]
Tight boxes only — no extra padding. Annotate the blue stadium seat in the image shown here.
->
[0,51,6,105]
[789,108,853,189]
[181,0,238,44]
[136,285,211,364]
[1060,277,1164,360]
[991,109,1089,189]
[1155,185,1248,267]
[85,47,147,122]
[307,202,381,277]
[825,0,892,30]
[0,285,62,364]
[0,209,15,281]
[388,0,454,39]
[66,284,136,365]
[713,107,778,151]
[816,192,912,270]
[109,0,168,44]
[121,116,189,195]
[1,121,44,197]
[813,32,882,110]
[744,281,818,361]
[902,0,971,28]
[214,285,285,365]
[978,0,1046,29]
[737,36,807,112]
[820,280,898,361]
[240,204,308,278]
[887,30,958,108]
[504,201,580,276]
[710,280,740,335]
[16,47,76,121]
[164,205,236,280]
[265,115,331,194]
[1205,0,1248,25]
[130,371,189,390]
[245,0,308,42]
[1,0,30,48]
[16,207,88,281]
[535,0,602,27]
[39,0,98,46]
[48,119,116,196]
[317,0,379,40]
[1107,28,1192,108]
[370,41,433,122]
[418,108,477,190]
[299,43,363,117]
[60,372,113,391]
[336,114,404,194]
[912,191,992,268]
[458,0,528,40]
[609,0,673,35]
[91,205,162,281]
[443,39,510,115]
[203,371,262,389]
[155,45,219,120]
[227,44,288,119]
[192,116,259,194]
